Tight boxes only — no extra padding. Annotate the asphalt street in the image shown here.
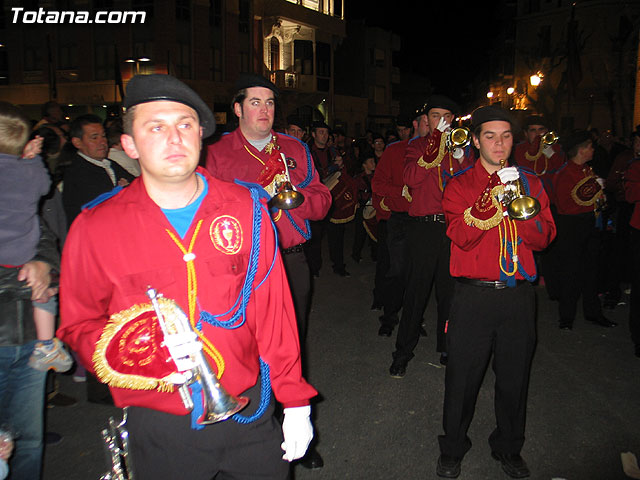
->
[43,225,640,480]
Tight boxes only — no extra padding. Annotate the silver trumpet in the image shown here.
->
[146,287,249,424]
[100,409,133,480]
[270,153,304,210]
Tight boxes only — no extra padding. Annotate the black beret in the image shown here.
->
[286,115,305,129]
[471,105,515,130]
[395,115,412,128]
[234,73,279,96]
[124,74,215,138]
[523,114,548,128]
[424,95,460,115]
[560,130,592,155]
[311,120,329,131]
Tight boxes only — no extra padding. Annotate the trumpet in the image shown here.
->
[100,410,133,480]
[446,127,471,151]
[270,153,304,210]
[541,131,559,146]
[499,161,541,221]
[146,287,249,424]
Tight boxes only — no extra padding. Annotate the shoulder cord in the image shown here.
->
[197,185,279,423]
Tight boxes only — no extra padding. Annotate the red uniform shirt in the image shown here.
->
[206,129,331,248]
[403,130,474,217]
[514,141,565,203]
[371,139,413,217]
[58,169,317,415]
[625,159,640,229]
[554,161,603,215]
[443,161,556,281]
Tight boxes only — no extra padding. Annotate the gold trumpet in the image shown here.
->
[541,131,559,146]
[499,161,541,221]
[270,153,304,210]
[446,127,471,151]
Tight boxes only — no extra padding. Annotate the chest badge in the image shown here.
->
[286,157,297,169]
[209,215,243,255]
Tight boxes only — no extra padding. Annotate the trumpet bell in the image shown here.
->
[450,127,471,147]
[541,131,559,145]
[269,182,305,210]
[199,372,249,424]
[507,195,541,221]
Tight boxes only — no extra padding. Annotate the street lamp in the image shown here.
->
[530,74,542,87]
[125,56,151,75]
[507,87,515,95]
[487,91,494,98]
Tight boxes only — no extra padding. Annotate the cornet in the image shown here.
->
[499,161,541,221]
[541,131,559,146]
[147,287,249,424]
[270,153,304,210]
[446,127,471,151]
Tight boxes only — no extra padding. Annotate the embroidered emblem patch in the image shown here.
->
[209,216,243,255]
[286,157,297,169]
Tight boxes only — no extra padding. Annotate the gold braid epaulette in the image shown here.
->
[93,300,179,393]
[417,133,446,169]
[402,185,413,202]
[463,185,505,230]
[379,198,391,211]
[524,142,543,162]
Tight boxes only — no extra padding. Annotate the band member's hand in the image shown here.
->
[436,117,450,133]
[281,405,313,461]
[22,136,43,159]
[596,177,605,189]
[541,143,555,159]
[497,167,519,184]
[17,260,52,302]
[163,332,201,372]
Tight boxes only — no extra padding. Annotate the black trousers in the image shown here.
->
[439,281,536,458]
[304,219,326,276]
[379,213,409,327]
[280,249,311,349]
[393,218,452,359]
[127,383,288,480]
[553,213,603,324]
[630,227,640,346]
[327,220,348,272]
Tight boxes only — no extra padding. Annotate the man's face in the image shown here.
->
[120,101,202,185]
[363,157,376,174]
[525,124,547,144]
[414,114,429,138]
[396,125,412,141]
[312,127,329,148]
[72,123,108,160]
[286,124,304,140]
[427,108,454,134]
[473,120,513,170]
[234,87,275,141]
[574,140,594,165]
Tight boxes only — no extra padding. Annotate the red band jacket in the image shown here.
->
[58,168,317,415]
[403,130,475,217]
[443,161,556,281]
[371,139,413,217]
[553,161,603,215]
[206,129,331,248]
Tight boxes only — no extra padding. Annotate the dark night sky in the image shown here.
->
[345,2,504,100]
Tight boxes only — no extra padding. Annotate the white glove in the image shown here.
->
[436,117,450,133]
[596,177,605,189]
[452,147,464,160]
[497,166,520,184]
[163,331,202,372]
[281,406,313,462]
[542,143,555,159]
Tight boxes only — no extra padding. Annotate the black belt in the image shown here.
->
[456,277,528,289]
[281,244,304,255]
[413,214,446,224]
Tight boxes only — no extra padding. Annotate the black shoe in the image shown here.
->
[299,447,324,469]
[586,316,618,328]
[371,302,383,311]
[389,359,407,378]
[378,324,393,337]
[439,352,448,365]
[436,454,461,478]
[333,268,351,277]
[45,431,63,446]
[351,254,361,264]
[491,452,530,478]
[419,326,428,337]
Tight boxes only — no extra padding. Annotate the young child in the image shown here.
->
[0,101,72,372]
